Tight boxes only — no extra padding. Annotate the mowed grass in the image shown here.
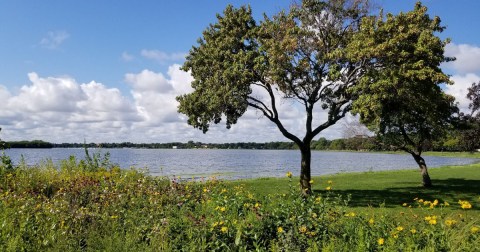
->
[234,162,480,212]
[374,150,480,159]
[423,151,480,159]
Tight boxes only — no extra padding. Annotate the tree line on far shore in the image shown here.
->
[2,135,477,152]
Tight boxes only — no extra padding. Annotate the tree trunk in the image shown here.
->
[300,145,312,195]
[411,153,432,187]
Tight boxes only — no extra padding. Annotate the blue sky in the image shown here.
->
[0,1,479,143]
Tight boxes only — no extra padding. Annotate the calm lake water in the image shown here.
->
[4,148,478,179]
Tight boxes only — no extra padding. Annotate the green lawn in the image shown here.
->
[366,150,480,159]
[423,151,480,159]
[234,162,480,211]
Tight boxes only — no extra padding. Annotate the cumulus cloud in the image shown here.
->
[126,65,193,126]
[141,49,186,63]
[0,73,143,142]
[445,73,480,112]
[9,73,85,113]
[125,69,173,93]
[444,43,480,74]
[40,30,70,49]
[0,65,342,143]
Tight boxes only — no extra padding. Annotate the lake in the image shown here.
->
[4,148,478,180]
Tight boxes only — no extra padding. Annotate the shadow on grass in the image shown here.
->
[313,178,480,208]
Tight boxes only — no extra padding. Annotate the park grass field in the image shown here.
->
[235,162,480,210]
[0,153,479,251]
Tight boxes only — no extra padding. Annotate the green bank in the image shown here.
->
[234,162,480,211]
[1,153,479,251]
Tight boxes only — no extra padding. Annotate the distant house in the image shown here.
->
[172,146,177,149]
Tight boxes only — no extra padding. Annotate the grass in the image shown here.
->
[235,163,480,210]
[423,151,480,159]
[367,150,480,159]
[0,152,479,251]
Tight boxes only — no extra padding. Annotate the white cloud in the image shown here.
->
[0,65,342,143]
[121,52,134,62]
[125,69,173,93]
[0,73,143,142]
[40,30,70,49]
[9,73,85,113]
[444,43,480,74]
[141,49,186,63]
[445,73,480,112]
[126,65,193,126]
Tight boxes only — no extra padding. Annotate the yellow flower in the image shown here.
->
[410,229,417,234]
[433,199,439,206]
[254,202,260,208]
[425,215,437,225]
[402,203,408,207]
[368,218,374,225]
[345,212,355,217]
[396,226,404,231]
[458,200,472,209]
[418,199,424,203]
[326,186,332,191]
[220,226,228,233]
[377,238,384,245]
[327,180,333,184]
[443,201,450,207]
[299,226,307,233]
[445,219,457,227]
[277,227,284,233]
[219,207,226,212]
[471,226,479,234]
[309,180,314,184]
[286,171,293,178]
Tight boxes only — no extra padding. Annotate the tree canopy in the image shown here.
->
[350,2,457,186]
[459,82,480,151]
[177,0,372,194]
[177,0,456,191]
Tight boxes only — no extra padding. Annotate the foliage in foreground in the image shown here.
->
[0,158,479,251]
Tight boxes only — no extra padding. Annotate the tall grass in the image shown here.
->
[0,153,478,251]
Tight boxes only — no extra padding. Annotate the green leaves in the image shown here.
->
[178,1,371,136]
[178,5,258,133]
[350,2,457,153]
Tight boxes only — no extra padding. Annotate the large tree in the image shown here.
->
[459,82,480,151]
[350,3,457,187]
[177,0,371,194]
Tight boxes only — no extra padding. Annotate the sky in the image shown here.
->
[0,0,479,144]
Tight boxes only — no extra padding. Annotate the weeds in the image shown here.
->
[0,154,478,251]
